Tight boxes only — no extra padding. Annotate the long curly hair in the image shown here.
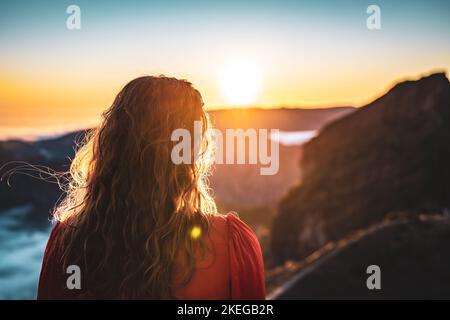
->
[52,76,217,298]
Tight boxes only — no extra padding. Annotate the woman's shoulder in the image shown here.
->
[207,211,250,227]
[45,221,63,248]
[207,212,259,243]
[207,212,263,268]
[207,212,265,299]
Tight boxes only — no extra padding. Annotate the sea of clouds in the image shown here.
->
[0,206,51,299]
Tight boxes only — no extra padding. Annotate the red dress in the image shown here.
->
[37,212,265,300]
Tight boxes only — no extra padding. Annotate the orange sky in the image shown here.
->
[1,1,449,136]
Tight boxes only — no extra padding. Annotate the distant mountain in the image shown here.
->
[208,107,354,209]
[0,107,353,230]
[271,72,450,264]
[0,131,84,228]
[210,107,353,131]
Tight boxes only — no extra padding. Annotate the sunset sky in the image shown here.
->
[0,0,449,135]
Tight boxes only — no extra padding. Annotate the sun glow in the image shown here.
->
[219,61,262,105]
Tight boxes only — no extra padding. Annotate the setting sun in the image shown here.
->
[219,61,262,105]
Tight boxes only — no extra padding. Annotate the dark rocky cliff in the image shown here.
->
[271,73,450,263]
[275,216,450,299]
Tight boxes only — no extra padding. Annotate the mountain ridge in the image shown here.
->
[271,72,450,263]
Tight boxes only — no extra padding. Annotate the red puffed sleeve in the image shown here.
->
[227,212,266,300]
[37,222,70,299]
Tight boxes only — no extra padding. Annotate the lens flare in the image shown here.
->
[190,225,202,240]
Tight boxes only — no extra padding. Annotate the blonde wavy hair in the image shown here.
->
[52,76,217,298]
